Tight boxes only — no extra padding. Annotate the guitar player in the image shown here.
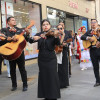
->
[81,19,100,87]
[0,16,30,91]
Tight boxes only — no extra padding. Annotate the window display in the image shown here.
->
[1,0,41,59]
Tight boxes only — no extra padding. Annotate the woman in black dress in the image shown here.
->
[56,24,72,88]
[29,19,61,100]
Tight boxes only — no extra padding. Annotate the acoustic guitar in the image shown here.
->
[83,36,97,48]
[55,38,72,53]
[0,21,34,60]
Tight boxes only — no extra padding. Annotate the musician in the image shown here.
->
[57,22,72,88]
[81,19,100,87]
[28,19,61,100]
[0,16,30,91]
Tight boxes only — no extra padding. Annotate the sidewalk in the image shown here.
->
[0,59,38,99]
[0,59,100,100]
[1,59,37,72]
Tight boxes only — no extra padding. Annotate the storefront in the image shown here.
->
[0,0,96,59]
[28,0,95,30]
[0,0,41,59]
[47,7,88,32]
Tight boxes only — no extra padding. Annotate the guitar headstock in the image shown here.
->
[26,20,35,29]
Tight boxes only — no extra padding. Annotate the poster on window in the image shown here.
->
[24,25,38,59]
[2,15,6,28]
[82,20,88,31]
[6,2,14,16]
[1,1,5,14]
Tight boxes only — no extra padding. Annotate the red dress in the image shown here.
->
[76,40,81,60]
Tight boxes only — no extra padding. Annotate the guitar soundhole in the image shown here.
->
[5,46,12,50]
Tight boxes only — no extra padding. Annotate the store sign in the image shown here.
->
[25,25,38,59]
[68,1,78,9]
[6,2,14,16]
[86,8,89,13]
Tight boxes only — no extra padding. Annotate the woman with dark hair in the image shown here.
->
[29,19,61,100]
[56,24,72,88]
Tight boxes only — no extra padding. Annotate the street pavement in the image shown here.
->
[0,58,100,100]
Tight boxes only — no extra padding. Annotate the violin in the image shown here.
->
[45,29,55,36]
[96,28,100,37]
[55,38,72,53]
[45,29,59,37]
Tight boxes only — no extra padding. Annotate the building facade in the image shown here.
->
[96,0,100,24]
[29,0,95,31]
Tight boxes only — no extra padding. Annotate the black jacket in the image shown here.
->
[28,32,60,51]
[0,27,29,46]
[64,30,72,41]
[81,29,100,56]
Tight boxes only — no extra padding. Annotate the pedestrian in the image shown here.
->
[4,59,11,78]
[76,29,81,64]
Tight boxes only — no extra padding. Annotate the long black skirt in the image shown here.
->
[38,52,61,99]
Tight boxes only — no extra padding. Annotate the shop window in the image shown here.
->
[47,8,66,29]
[1,0,41,59]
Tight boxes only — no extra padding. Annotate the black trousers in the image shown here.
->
[0,55,3,74]
[90,48,100,83]
[9,52,27,87]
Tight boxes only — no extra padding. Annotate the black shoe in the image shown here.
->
[23,87,27,91]
[94,83,100,87]
[60,86,68,89]
[43,98,57,100]
[11,87,17,91]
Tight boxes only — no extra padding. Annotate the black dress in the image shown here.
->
[58,30,72,88]
[29,32,61,99]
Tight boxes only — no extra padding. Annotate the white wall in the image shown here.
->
[96,0,100,24]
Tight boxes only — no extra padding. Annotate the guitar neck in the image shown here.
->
[20,30,26,36]
[20,21,35,36]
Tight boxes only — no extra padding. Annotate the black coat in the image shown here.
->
[29,32,61,99]
[0,27,29,46]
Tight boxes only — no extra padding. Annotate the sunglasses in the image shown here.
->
[96,30,100,33]
[57,28,63,30]
[91,22,97,24]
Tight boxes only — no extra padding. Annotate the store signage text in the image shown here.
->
[86,8,89,13]
[68,1,78,9]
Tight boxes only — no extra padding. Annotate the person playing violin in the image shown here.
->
[28,19,61,100]
[56,23,72,89]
